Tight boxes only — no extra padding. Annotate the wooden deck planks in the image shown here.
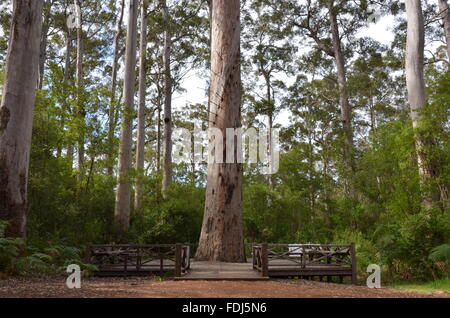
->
[175,261,269,281]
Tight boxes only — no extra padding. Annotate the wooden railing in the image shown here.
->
[87,244,190,277]
[252,244,269,277]
[252,243,357,284]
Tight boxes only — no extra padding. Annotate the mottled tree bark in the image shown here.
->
[114,0,138,233]
[135,0,149,211]
[438,0,450,59]
[196,0,246,263]
[0,0,44,238]
[161,0,173,198]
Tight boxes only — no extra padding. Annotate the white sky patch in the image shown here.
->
[357,15,398,45]
[172,70,208,110]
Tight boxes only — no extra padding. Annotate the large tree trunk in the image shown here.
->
[114,0,138,234]
[438,0,450,59]
[196,0,246,263]
[406,0,445,208]
[0,0,44,238]
[328,2,354,174]
[107,0,125,177]
[75,0,85,173]
[135,0,148,211]
[161,0,173,198]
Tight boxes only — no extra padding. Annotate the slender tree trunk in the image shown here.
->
[58,29,73,159]
[65,29,74,164]
[196,0,246,263]
[135,0,148,211]
[161,0,173,198]
[156,93,162,173]
[38,1,51,89]
[75,0,85,173]
[329,2,354,174]
[438,0,450,59]
[263,72,274,186]
[108,0,125,176]
[0,0,44,238]
[406,0,443,208]
[114,0,138,234]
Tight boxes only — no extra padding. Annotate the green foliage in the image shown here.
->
[429,245,450,263]
[333,230,380,280]
[393,278,450,293]
[1,221,95,277]
[0,221,26,274]
[129,179,204,244]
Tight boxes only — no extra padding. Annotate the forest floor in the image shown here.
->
[0,277,449,298]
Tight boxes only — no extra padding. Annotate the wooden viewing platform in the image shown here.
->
[253,243,357,284]
[87,244,190,277]
[87,243,357,284]
[174,261,269,281]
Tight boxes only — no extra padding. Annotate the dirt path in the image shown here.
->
[0,277,448,298]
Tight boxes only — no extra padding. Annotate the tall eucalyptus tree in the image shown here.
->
[0,0,44,238]
[114,0,138,233]
[135,0,149,211]
[196,0,246,262]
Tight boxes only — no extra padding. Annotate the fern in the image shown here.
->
[429,244,450,263]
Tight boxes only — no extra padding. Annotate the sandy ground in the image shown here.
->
[0,277,449,298]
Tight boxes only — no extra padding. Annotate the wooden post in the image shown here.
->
[327,251,331,282]
[159,246,163,276]
[261,243,269,277]
[252,245,257,270]
[124,253,128,278]
[350,243,357,285]
[84,245,92,264]
[175,243,182,278]
[301,248,306,269]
